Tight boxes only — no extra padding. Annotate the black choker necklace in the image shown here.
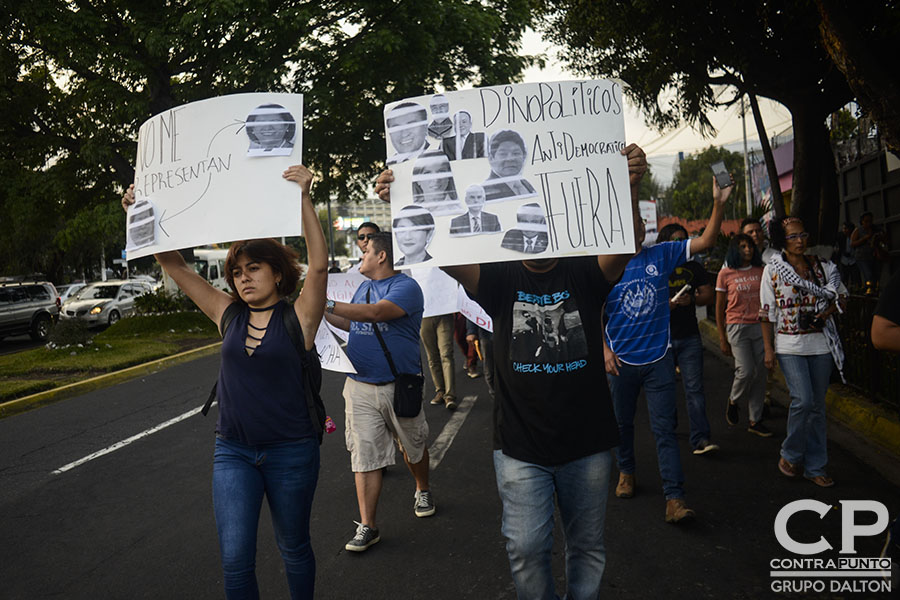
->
[248,303,278,312]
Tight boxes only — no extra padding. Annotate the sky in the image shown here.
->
[519,30,794,188]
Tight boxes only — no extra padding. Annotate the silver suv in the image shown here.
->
[0,281,61,341]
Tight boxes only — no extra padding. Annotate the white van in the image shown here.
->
[160,248,229,293]
[192,249,229,290]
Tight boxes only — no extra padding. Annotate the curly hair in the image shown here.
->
[768,216,804,251]
[224,239,301,299]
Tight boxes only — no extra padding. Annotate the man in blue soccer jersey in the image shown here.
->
[604,175,731,524]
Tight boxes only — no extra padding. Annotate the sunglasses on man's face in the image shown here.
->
[785,232,809,241]
[358,233,375,241]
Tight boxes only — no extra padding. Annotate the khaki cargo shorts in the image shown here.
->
[343,378,429,472]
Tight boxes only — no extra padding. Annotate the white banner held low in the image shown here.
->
[314,318,355,373]
[383,80,633,269]
[457,286,493,332]
[127,93,304,260]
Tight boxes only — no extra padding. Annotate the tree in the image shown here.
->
[637,167,661,203]
[1,0,538,277]
[668,146,744,221]
[817,0,900,153]
[539,1,853,244]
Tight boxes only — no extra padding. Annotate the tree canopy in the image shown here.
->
[666,146,744,221]
[539,0,853,243]
[1,0,538,280]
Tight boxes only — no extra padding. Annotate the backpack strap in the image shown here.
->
[281,300,327,441]
[202,302,243,416]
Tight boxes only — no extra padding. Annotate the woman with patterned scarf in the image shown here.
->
[760,216,847,488]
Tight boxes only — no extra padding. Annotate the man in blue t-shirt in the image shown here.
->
[324,232,432,553]
[605,176,732,524]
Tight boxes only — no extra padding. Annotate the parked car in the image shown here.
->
[0,280,60,341]
[61,280,153,327]
[56,282,87,304]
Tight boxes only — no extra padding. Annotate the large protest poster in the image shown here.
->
[383,80,633,269]
[126,93,304,260]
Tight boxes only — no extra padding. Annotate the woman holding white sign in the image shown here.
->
[122,164,328,599]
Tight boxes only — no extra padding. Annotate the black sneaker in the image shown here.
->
[692,441,720,455]
[726,402,739,426]
[748,422,774,437]
[345,522,380,552]
[414,490,436,517]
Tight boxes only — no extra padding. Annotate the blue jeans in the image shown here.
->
[608,350,685,499]
[671,335,711,449]
[777,353,833,477]
[213,437,320,600]
[493,450,613,600]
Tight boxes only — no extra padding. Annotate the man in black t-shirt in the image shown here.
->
[375,143,647,599]
[657,224,718,455]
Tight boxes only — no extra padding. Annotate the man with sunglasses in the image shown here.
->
[351,222,381,272]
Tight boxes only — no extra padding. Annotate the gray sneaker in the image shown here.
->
[345,521,380,552]
[414,489,436,517]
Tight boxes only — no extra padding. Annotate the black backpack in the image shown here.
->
[202,300,327,443]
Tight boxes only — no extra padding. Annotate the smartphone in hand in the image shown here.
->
[710,160,733,189]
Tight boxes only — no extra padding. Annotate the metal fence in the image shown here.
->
[838,294,900,414]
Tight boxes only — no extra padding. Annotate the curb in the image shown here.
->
[0,342,222,420]
[697,318,900,460]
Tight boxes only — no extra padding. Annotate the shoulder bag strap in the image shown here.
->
[367,288,399,379]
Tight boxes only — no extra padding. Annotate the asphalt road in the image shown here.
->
[1,342,898,599]
[0,333,44,355]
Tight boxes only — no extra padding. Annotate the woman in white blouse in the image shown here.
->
[760,217,846,488]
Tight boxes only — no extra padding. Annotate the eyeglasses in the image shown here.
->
[785,232,809,241]
[357,233,375,241]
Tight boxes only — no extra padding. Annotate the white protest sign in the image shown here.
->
[313,319,356,373]
[326,270,368,303]
[639,200,657,232]
[127,93,304,259]
[383,80,633,269]
[457,286,493,332]
[409,267,458,318]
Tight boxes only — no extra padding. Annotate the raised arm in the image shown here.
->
[121,185,233,326]
[690,175,732,255]
[378,168,482,294]
[284,165,327,350]
[597,144,647,283]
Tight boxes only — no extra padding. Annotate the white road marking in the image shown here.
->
[429,395,478,469]
[51,404,207,475]
[53,392,479,475]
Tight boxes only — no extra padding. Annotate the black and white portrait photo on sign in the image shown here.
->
[411,151,463,216]
[245,104,297,156]
[386,102,430,165]
[481,129,537,202]
[393,205,436,266]
[511,297,588,365]
[383,80,634,269]
[442,111,485,161]
[128,92,304,260]
[501,203,549,254]
[449,184,502,237]
[427,94,454,140]
[126,197,156,250]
